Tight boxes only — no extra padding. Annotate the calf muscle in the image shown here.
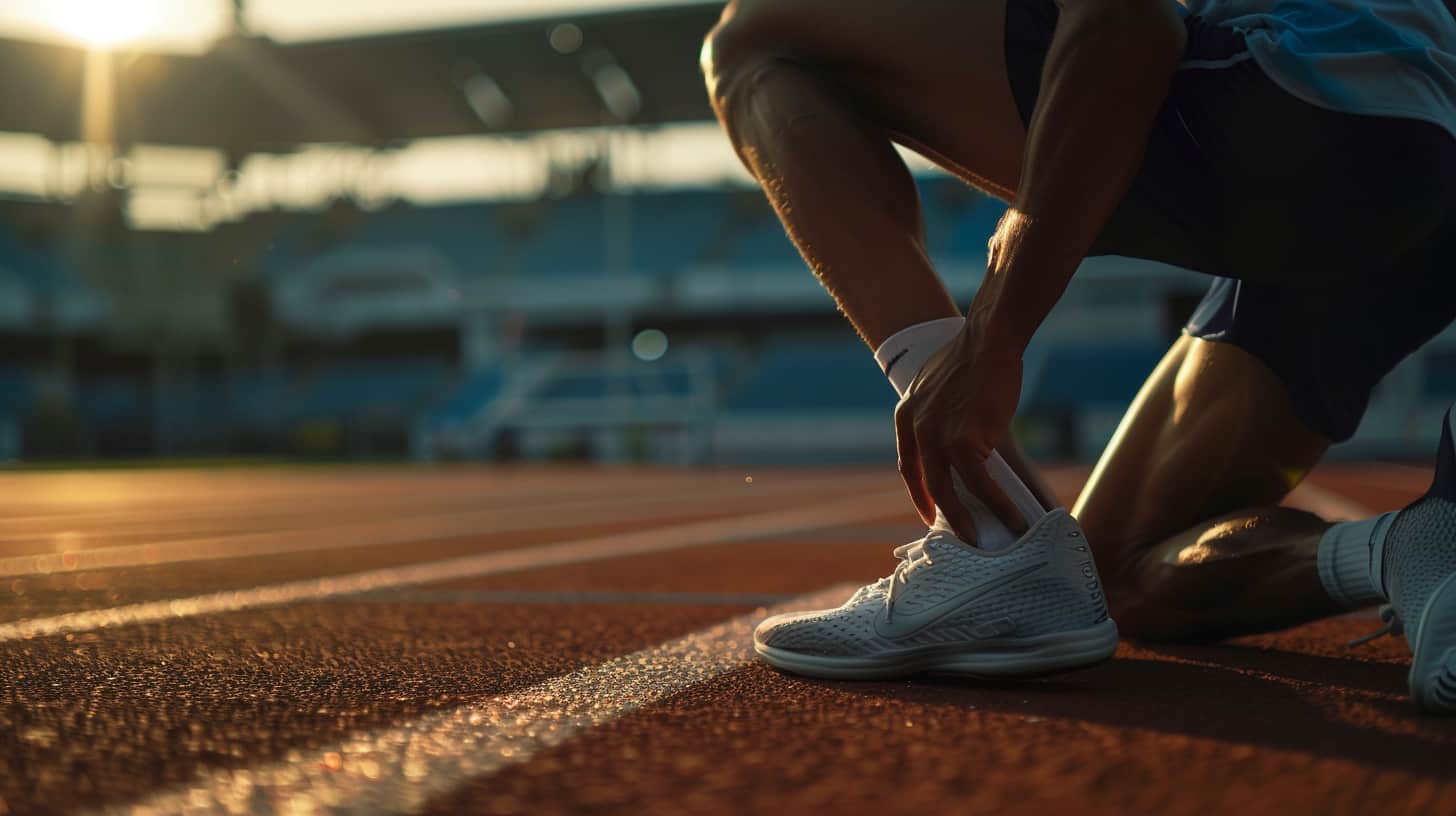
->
[702,0,1030,344]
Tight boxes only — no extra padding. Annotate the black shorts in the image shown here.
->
[1004,0,1456,441]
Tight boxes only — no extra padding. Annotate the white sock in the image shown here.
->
[874,318,1047,550]
[1316,512,1397,608]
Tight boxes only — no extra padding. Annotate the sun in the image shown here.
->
[49,0,162,48]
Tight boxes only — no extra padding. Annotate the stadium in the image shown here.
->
[0,0,1453,813]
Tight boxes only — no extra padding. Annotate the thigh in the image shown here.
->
[1187,271,1456,443]
[1081,165,1456,576]
[1071,335,1330,583]
[711,0,1030,195]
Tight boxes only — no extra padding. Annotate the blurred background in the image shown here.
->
[0,0,1449,467]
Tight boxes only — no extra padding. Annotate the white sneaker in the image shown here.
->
[754,508,1118,679]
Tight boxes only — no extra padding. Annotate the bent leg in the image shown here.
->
[703,0,1059,511]
[702,0,1028,346]
[1073,335,1340,641]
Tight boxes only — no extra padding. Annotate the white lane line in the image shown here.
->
[0,473,900,579]
[104,583,856,816]
[0,492,904,643]
[1287,480,1372,522]
[354,589,797,606]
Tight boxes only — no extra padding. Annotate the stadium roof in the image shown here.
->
[0,2,721,153]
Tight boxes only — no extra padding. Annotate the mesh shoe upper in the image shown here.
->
[1382,408,1456,646]
[755,508,1109,658]
[1385,495,1456,645]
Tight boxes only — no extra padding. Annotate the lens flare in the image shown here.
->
[49,0,161,48]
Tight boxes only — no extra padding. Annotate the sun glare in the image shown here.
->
[49,0,161,48]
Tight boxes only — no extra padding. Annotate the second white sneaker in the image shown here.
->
[754,508,1118,679]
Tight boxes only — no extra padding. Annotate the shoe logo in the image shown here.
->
[882,348,911,376]
[873,562,1047,640]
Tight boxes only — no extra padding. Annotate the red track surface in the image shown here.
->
[0,463,1451,815]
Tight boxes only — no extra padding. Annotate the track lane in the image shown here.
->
[0,469,902,559]
[0,490,909,641]
[0,477,900,578]
[0,470,919,623]
[0,464,1085,625]
[1,512,759,623]
[0,462,1446,816]
[435,531,915,596]
[1304,466,1431,513]
[433,640,1453,816]
[3,600,757,815]
[0,467,918,814]
[104,585,857,816]
[428,611,1453,816]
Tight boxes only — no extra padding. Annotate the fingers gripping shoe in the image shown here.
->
[753,508,1118,679]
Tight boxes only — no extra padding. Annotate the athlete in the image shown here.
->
[701,0,1456,712]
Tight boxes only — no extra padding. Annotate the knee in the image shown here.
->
[1099,543,1251,644]
[700,3,792,114]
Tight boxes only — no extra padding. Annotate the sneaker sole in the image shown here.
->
[754,619,1119,681]
[1410,571,1456,714]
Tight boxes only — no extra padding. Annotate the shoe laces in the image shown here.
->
[1347,604,1404,648]
[883,532,943,622]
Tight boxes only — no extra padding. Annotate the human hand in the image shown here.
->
[893,318,1027,544]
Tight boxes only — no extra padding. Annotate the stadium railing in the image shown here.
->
[412,349,718,465]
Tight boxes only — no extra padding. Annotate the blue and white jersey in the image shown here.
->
[1181,0,1456,141]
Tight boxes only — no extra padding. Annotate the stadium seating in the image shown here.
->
[226,370,296,430]
[0,220,100,324]
[424,366,506,427]
[533,364,700,403]
[254,205,490,283]
[0,366,30,420]
[628,190,726,275]
[1023,341,1166,413]
[723,339,895,415]
[246,177,1012,297]
[721,218,799,270]
[289,360,452,423]
[0,222,61,296]
[930,190,1007,262]
[74,377,147,425]
[508,197,611,278]
[362,204,508,279]
[11,176,1446,462]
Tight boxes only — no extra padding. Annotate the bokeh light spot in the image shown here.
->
[631,328,668,361]
[549,23,583,54]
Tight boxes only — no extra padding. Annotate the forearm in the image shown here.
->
[971,0,1187,348]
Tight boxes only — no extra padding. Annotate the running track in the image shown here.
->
[0,464,1452,815]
